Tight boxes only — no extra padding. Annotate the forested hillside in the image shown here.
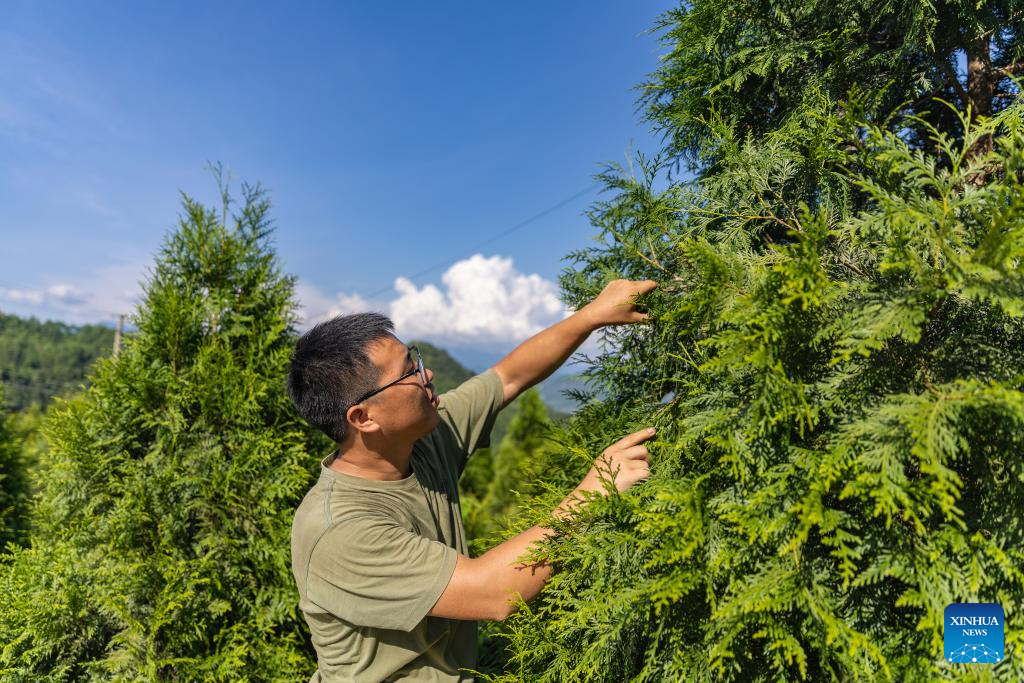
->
[415,340,473,391]
[0,313,114,412]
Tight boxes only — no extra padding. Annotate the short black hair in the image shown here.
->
[287,312,395,442]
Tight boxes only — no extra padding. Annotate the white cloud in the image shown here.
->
[0,263,144,324]
[0,288,44,305]
[390,254,568,345]
[296,254,575,351]
[44,283,87,305]
[0,283,85,307]
[294,281,373,328]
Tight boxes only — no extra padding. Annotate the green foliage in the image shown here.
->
[0,384,31,549]
[641,0,1024,172]
[0,313,115,412]
[0,180,318,681]
[462,389,553,553]
[489,58,1024,683]
[9,405,47,484]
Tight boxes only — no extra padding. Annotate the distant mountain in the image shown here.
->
[536,373,589,415]
[412,340,475,394]
[430,345,502,375]
[430,345,594,415]
[410,339,581,439]
[412,339,523,443]
[418,339,589,419]
[0,312,116,412]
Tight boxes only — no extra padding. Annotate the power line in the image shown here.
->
[363,182,602,300]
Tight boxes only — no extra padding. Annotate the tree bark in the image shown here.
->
[966,35,996,166]
[966,35,995,119]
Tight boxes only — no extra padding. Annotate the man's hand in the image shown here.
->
[491,279,658,407]
[578,427,655,495]
[581,279,658,329]
[551,427,654,522]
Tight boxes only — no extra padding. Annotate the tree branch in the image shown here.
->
[995,61,1024,78]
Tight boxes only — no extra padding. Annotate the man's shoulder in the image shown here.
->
[291,481,330,566]
[291,477,355,552]
[293,476,403,533]
[437,368,503,408]
[291,478,412,575]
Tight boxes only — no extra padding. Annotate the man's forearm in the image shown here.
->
[476,485,597,619]
[492,308,598,405]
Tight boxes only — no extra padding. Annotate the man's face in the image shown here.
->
[360,335,439,440]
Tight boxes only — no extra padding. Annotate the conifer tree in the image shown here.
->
[0,179,318,681]
[487,4,1024,681]
[644,0,1024,171]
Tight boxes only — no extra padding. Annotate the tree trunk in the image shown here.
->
[966,35,995,162]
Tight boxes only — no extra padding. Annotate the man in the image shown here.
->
[287,278,658,682]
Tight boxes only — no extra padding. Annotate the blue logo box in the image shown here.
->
[944,603,1005,664]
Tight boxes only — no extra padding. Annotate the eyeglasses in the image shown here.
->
[350,345,428,406]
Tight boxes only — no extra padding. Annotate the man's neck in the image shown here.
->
[330,438,415,480]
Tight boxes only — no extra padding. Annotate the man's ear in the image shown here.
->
[345,404,381,435]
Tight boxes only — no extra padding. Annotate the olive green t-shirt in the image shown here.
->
[291,369,505,682]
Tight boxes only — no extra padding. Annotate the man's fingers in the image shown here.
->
[627,281,657,321]
[612,427,656,450]
[636,279,658,293]
[620,444,649,460]
[631,461,651,481]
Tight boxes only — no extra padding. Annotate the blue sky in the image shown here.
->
[0,1,673,369]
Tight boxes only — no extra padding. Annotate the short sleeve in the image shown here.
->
[305,514,458,632]
[437,369,505,459]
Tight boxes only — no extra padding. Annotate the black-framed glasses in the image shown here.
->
[350,345,427,406]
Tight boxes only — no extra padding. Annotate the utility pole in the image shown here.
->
[113,314,125,358]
